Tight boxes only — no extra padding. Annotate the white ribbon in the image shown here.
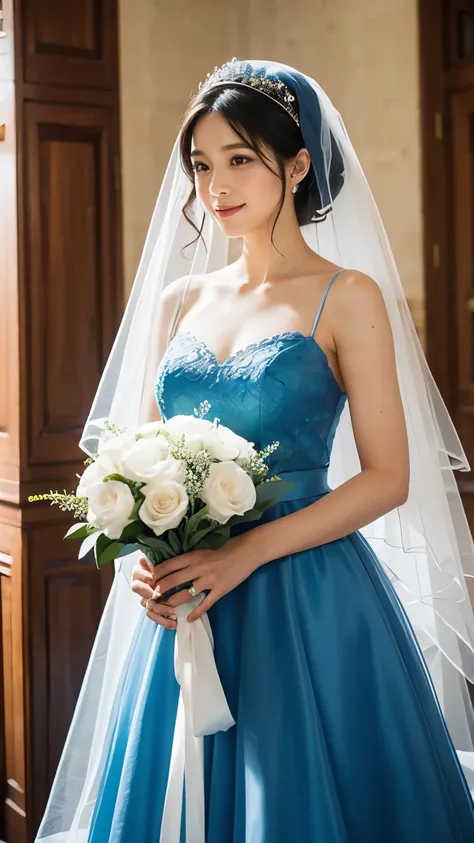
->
[159,596,235,843]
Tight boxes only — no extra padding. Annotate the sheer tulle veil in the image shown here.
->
[36,58,474,841]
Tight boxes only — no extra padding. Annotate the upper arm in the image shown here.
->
[332,271,409,497]
[139,275,192,424]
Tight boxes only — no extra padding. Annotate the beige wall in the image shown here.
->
[119,0,423,319]
[118,0,247,290]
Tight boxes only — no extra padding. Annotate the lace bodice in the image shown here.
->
[155,330,347,475]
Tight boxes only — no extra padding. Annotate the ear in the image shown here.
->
[290,148,311,183]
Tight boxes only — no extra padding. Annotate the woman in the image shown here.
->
[36,60,474,843]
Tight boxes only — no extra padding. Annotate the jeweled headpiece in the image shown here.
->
[198,57,300,127]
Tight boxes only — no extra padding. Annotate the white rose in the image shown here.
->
[139,479,189,536]
[136,420,166,438]
[76,453,117,497]
[212,424,257,460]
[201,461,256,524]
[163,415,214,453]
[86,480,135,539]
[163,415,254,462]
[122,438,183,484]
[97,431,135,472]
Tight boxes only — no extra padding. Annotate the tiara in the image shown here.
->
[198,58,300,127]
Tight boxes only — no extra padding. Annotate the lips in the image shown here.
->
[215,204,245,219]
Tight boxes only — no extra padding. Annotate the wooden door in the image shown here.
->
[0,0,123,839]
[451,87,474,471]
[419,0,474,523]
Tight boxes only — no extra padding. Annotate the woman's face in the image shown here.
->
[190,112,287,238]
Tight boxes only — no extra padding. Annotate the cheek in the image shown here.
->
[194,177,210,206]
[248,165,281,198]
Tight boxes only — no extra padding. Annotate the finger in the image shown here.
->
[187,591,218,623]
[158,565,206,598]
[131,566,154,584]
[153,552,198,582]
[166,578,209,608]
[146,601,177,630]
[131,579,159,601]
[139,556,155,574]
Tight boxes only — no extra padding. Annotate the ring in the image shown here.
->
[143,597,154,611]
[188,584,198,598]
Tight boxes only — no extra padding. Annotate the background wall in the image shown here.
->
[118,0,247,291]
[119,0,423,330]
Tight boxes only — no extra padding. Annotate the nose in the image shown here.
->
[209,169,231,198]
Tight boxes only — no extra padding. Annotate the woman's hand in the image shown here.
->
[131,537,257,626]
[131,557,178,630]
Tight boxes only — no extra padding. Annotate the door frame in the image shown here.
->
[418,0,453,401]
[418,0,474,504]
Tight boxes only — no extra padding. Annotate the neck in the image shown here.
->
[236,202,320,286]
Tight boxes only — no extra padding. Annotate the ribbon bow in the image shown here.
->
[159,596,235,842]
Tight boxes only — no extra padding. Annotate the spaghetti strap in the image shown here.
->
[310,269,345,337]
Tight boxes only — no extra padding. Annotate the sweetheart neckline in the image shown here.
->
[171,330,346,394]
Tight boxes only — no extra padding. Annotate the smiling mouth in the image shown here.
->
[215,204,245,218]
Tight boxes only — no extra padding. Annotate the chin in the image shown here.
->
[215,211,268,239]
[213,216,250,238]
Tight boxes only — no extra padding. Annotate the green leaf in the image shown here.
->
[187,522,220,549]
[137,533,174,553]
[94,532,114,565]
[130,496,145,520]
[101,472,133,485]
[78,530,103,560]
[97,541,124,569]
[116,542,142,558]
[255,478,294,507]
[64,523,97,540]
[198,525,230,549]
[184,505,209,538]
[118,520,142,542]
[167,530,183,555]
[228,507,264,526]
[159,546,175,561]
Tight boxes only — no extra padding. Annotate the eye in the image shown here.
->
[231,156,251,166]
[191,161,208,173]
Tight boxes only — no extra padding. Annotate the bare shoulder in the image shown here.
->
[160,273,204,306]
[331,269,385,309]
[157,273,207,323]
[329,269,389,333]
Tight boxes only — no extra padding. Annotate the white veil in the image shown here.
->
[36,60,474,841]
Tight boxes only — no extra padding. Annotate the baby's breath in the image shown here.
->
[28,491,88,520]
[239,440,280,484]
[104,420,123,436]
[194,400,211,420]
[171,437,212,499]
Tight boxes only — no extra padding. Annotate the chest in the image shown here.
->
[155,331,346,458]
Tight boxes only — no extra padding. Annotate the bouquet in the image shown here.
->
[29,402,291,597]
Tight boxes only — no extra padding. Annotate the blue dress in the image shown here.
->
[88,273,474,842]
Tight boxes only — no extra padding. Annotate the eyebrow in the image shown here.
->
[190,142,253,157]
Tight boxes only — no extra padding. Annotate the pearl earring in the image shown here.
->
[292,184,299,194]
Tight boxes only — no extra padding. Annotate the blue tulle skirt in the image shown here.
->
[87,499,474,842]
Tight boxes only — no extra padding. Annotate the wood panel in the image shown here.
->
[0,0,20,504]
[21,0,118,89]
[419,0,453,398]
[24,101,121,467]
[419,0,474,504]
[451,88,474,469]
[28,521,112,826]
[0,513,25,843]
[0,0,122,837]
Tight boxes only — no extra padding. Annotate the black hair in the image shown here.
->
[178,84,334,253]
